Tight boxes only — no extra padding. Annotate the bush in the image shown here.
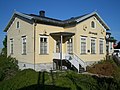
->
[87,60,117,76]
[0,69,38,90]
[0,69,5,81]
[0,55,19,81]
[0,70,120,90]
[66,71,98,90]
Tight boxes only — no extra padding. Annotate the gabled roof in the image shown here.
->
[4,11,34,32]
[4,11,110,32]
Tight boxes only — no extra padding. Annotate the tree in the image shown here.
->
[0,36,19,81]
[0,56,19,81]
[1,35,7,56]
[115,41,120,49]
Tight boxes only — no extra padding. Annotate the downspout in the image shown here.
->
[33,21,37,70]
[60,35,63,70]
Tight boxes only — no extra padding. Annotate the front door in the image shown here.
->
[67,38,73,54]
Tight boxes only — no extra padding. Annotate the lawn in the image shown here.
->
[0,55,120,90]
[0,69,119,90]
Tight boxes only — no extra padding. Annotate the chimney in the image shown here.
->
[39,10,45,17]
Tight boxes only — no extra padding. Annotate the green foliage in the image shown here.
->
[0,55,19,81]
[87,58,117,76]
[0,70,119,90]
[54,71,76,90]
[0,69,5,81]
[0,58,120,90]
[87,58,120,89]
[0,69,38,90]
[1,35,7,56]
[66,71,98,90]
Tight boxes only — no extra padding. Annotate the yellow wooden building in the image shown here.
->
[4,11,110,72]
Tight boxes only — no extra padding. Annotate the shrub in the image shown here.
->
[0,70,120,90]
[0,69,38,90]
[87,60,117,76]
[0,55,19,81]
[66,71,98,90]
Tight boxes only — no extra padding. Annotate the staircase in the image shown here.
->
[65,53,86,73]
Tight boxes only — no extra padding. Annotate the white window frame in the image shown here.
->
[16,21,20,29]
[67,38,73,54]
[90,38,96,54]
[80,36,87,54]
[22,36,27,55]
[99,39,104,54]
[39,36,49,54]
[10,38,14,54]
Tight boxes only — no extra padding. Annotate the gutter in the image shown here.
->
[33,20,37,70]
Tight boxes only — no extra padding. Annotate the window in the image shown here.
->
[67,38,73,54]
[91,21,95,28]
[40,36,48,54]
[10,39,13,54]
[80,37,87,54]
[56,40,60,53]
[99,39,104,54]
[91,39,96,54]
[22,36,27,55]
[16,21,20,29]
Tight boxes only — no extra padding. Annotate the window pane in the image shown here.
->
[81,37,86,54]
[40,38,43,42]
[44,38,47,42]
[100,40,103,54]
[22,37,26,54]
[40,37,48,54]
[17,21,19,28]
[10,39,13,54]
[56,41,60,53]
[91,21,95,28]
[91,39,95,54]
[67,38,73,53]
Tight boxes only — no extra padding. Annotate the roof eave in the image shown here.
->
[76,12,110,30]
[95,12,110,30]
[4,11,33,32]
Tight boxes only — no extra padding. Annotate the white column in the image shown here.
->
[60,35,63,70]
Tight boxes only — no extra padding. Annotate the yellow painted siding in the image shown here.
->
[34,16,106,63]
[75,16,106,61]
[7,17,34,63]
[35,24,64,63]
[64,27,76,54]
[7,15,107,65]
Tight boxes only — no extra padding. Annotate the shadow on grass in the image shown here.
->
[18,71,70,90]
[18,84,70,90]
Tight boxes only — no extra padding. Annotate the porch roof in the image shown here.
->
[50,32,75,37]
[50,32,75,42]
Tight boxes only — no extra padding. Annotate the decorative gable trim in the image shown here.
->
[76,12,110,30]
[4,11,110,32]
[4,11,33,32]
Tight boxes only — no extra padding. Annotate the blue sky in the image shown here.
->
[0,0,120,48]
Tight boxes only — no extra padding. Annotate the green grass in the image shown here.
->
[0,56,120,90]
[0,69,119,90]
[0,69,38,90]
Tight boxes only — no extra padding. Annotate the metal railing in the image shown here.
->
[72,53,86,71]
[65,53,86,71]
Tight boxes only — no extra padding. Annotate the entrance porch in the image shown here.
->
[50,32,74,70]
